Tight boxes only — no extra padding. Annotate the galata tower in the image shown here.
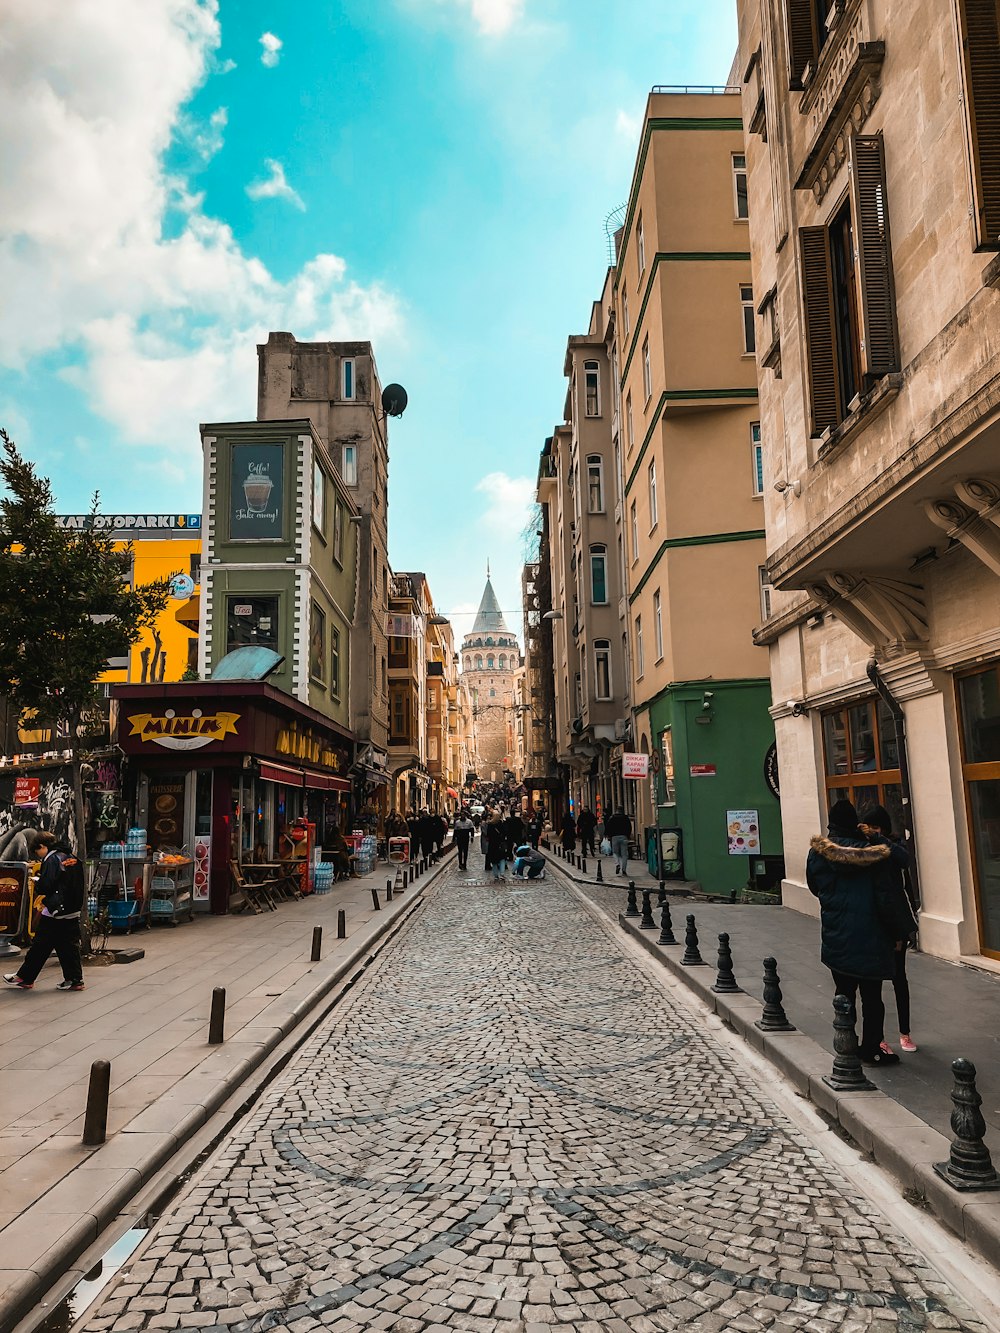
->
[461,571,521,783]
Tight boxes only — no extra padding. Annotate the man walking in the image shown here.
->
[452,809,475,871]
[605,807,632,876]
[4,832,85,991]
[577,806,597,858]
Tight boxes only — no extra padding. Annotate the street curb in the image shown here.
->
[538,843,700,896]
[608,905,1000,1271]
[0,850,453,1333]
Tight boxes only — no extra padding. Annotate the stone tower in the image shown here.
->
[462,574,521,783]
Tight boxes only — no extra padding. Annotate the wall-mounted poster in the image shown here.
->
[727,809,760,856]
[230,442,285,541]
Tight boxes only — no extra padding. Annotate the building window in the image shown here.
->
[653,588,663,661]
[626,391,634,450]
[622,290,630,339]
[331,625,341,699]
[333,499,344,565]
[584,360,601,417]
[636,212,646,276]
[957,0,1000,250]
[226,595,279,656]
[733,153,749,219]
[635,615,644,678]
[648,459,658,530]
[342,358,355,400]
[641,336,652,402]
[630,500,638,563]
[475,654,483,669]
[660,727,676,804]
[783,0,834,90]
[800,134,898,434]
[759,565,774,621]
[309,602,326,683]
[343,445,357,486]
[487,654,495,669]
[499,653,507,669]
[312,460,326,537]
[594,640,612,700]
[822,697,902,830]
[587,455,604,512]
[590,545,608,604]
[741,284,756,355]
[390,687,410,743]
[490,688,496,698]
[751,421,764,496]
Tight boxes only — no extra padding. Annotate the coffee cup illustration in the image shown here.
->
[243,470,274,513]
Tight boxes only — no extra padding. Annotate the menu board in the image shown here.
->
[149,779,185,849]
[229,442,285,541]
[727,809,760,856]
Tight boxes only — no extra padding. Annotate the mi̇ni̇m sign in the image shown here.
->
[230,442,284,541]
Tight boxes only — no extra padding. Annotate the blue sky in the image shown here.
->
[0,0,737,643]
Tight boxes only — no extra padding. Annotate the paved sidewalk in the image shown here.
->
[0,858,445,1330]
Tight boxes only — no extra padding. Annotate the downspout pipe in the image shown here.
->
[866,659,921,909]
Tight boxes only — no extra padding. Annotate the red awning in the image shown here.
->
[258,761,305,786]
[258,760,350,792]
[304,771,351,792]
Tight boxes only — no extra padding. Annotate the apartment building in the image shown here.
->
[614,89,781,893]
[737,0,1000,961]
[521,558,559,814]
[388,572,432,814]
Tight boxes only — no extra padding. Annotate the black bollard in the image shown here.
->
[639,888,656,930]
[208,987,226,1045]
[386,878,393,902]
[82,1060,111,1147]
[822,992,873,1089]
[337,909,346,939]
[371,887,381,910]
[711,933,741,993]
[934,1059,1000,1190]
[310,926,323,962]
[657,899,678,945]
[657,880,666,906]
[756,957,795,1032]
[581,857,587,875]
[625,880,640,917]
[596,860,603,882]
[682,914,706,966]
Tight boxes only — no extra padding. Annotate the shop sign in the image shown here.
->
[727,809,760,856]
[56,514,201,532]
[13,777,40,806]
[764,742,780,798]
[169,573,196,600]
[229,442,285,541]
[0,864,28,936]
[690,764,717,777]
[129,710,241,751]
[622,752,649,780]
[150,780,185,845]
[275,721,343,770]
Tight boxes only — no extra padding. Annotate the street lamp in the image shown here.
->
[543,610,563,620]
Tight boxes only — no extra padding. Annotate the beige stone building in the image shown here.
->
[736,0,1000,961]
[387,572,431,814]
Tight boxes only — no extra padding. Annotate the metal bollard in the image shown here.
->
[639,888,656,930]
[681,914,706,966]
[625,880,640,917]
[822,992,873,1090]
[596,860,603,882]
[408,865,414,885]
[337,909,346,939]
[386,878,393,902]
[711,933,741,994]
[208,987,226,1045]
[756,958,795,1032]
[657,899,677,945]
[581,857,588,875]
[658,880,666,906]
[82,1060,111,1147]
[934,1059,1000,1190]
[310,926,323,962]
[371,887,381,910]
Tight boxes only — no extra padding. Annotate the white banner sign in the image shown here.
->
[622,752,649,779]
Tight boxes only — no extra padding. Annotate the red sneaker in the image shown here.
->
[3,973,33,989]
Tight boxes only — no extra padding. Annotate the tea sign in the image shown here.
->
[229,442,285,541]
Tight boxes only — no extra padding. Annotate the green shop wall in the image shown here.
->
[647,678,781,896]
[208,567,296,696]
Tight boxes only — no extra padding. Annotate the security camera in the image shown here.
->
[773,479,789,493]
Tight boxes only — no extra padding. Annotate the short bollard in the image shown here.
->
[371,887,381,910]
[639,888,656,930]
[682,914,706,966]
[386,878,393,902]
[756,957,795,1032]
[337,909,346,939]
[208,987,226,1045]
[658,899,677,945]
[596,860,603,882]
[310,926,323,963]
[657,880,666,906]
[82,1060,111,1147]
[625,880,640,917]
[408,865,414,885]
[934,1058,1000,1190]
[581,857,587,875]
[711,933,741,994]
[822,992,873,1089]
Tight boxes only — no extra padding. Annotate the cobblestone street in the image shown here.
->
[81,865,992,1333]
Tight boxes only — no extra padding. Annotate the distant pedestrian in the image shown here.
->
[418,810,435,861]
[505,810,525,852]
[4,832,85,992]
[860,804,919,1054]
[513,844,545,880]
[530,808,545,850]
[806,799,912,1067]
[486,813,509,882]
[577,806,597,858]
[432,812,447,861]
[452,810,475,871]
[605,807,632,875]
[560,812,576,854]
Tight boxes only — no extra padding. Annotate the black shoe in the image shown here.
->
[859,1048,899,1066]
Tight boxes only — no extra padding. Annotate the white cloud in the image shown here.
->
[475,471,535,533]
[615,108,641,142]
[180,105,227,160]
[468,0,524,34]
[259,31,282,66]
[0,0,402,454]
[246,158,305,210]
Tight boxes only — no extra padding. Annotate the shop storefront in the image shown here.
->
[956,663,1000,961]
[113,681,355,913]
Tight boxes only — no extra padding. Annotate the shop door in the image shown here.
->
[957,665,1000,959]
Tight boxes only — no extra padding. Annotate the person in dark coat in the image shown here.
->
[860,804,919,1054]
[576,806,597,858]
[506,810,525,851]
[452,810,475,871]
[560,812,576,853]
[806,799,911,1066]
[418,810,435,861]
[4,832,85,991]
[605,808,632,875]
[486,814,510,882]
[431,813,447,860]
[530,807,545,850]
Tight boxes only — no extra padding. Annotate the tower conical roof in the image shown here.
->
[471,576,510,636]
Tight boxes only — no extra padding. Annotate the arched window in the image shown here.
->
[475,654,483,669]
[587,455,604,513]
[584,360,600,417]
[590,545,608,605]
[490,688,496,697]
[499,653,507,669]
[487,655,495,669]
[486,636,494,646]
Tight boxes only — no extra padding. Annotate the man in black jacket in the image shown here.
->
[605,808,632,875]
[4,832,85,991]
[577,806,597,858]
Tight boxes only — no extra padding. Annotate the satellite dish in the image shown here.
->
[381,384,408,418]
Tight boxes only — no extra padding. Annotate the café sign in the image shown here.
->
[276,721,342,771]
[129,709,241,751]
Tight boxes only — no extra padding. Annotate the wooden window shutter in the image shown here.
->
[849,134,900,378]
[799,227,840,434]
[784,0,817,90]
[959,0,1000,246]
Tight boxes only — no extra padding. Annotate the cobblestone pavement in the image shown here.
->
[81,865,990,1333]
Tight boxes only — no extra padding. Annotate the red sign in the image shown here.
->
[14,777,40,806]
[690,764,717,777]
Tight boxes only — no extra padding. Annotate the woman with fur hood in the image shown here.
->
[806,798,912,1067]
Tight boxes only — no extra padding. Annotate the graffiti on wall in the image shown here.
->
[0,771,77,860]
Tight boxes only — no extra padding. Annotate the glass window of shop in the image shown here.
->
[957,664,1000,959]
[821,698,902,831]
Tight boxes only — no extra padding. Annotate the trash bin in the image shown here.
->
[659,827,684,880]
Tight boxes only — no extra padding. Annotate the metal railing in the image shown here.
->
[651,84,741,95]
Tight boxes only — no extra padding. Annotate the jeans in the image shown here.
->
[492,858,507,879]
[18,916,83,986]
[830,969,885,1057]
[611,835,628,872]
[892,941,910,1034]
